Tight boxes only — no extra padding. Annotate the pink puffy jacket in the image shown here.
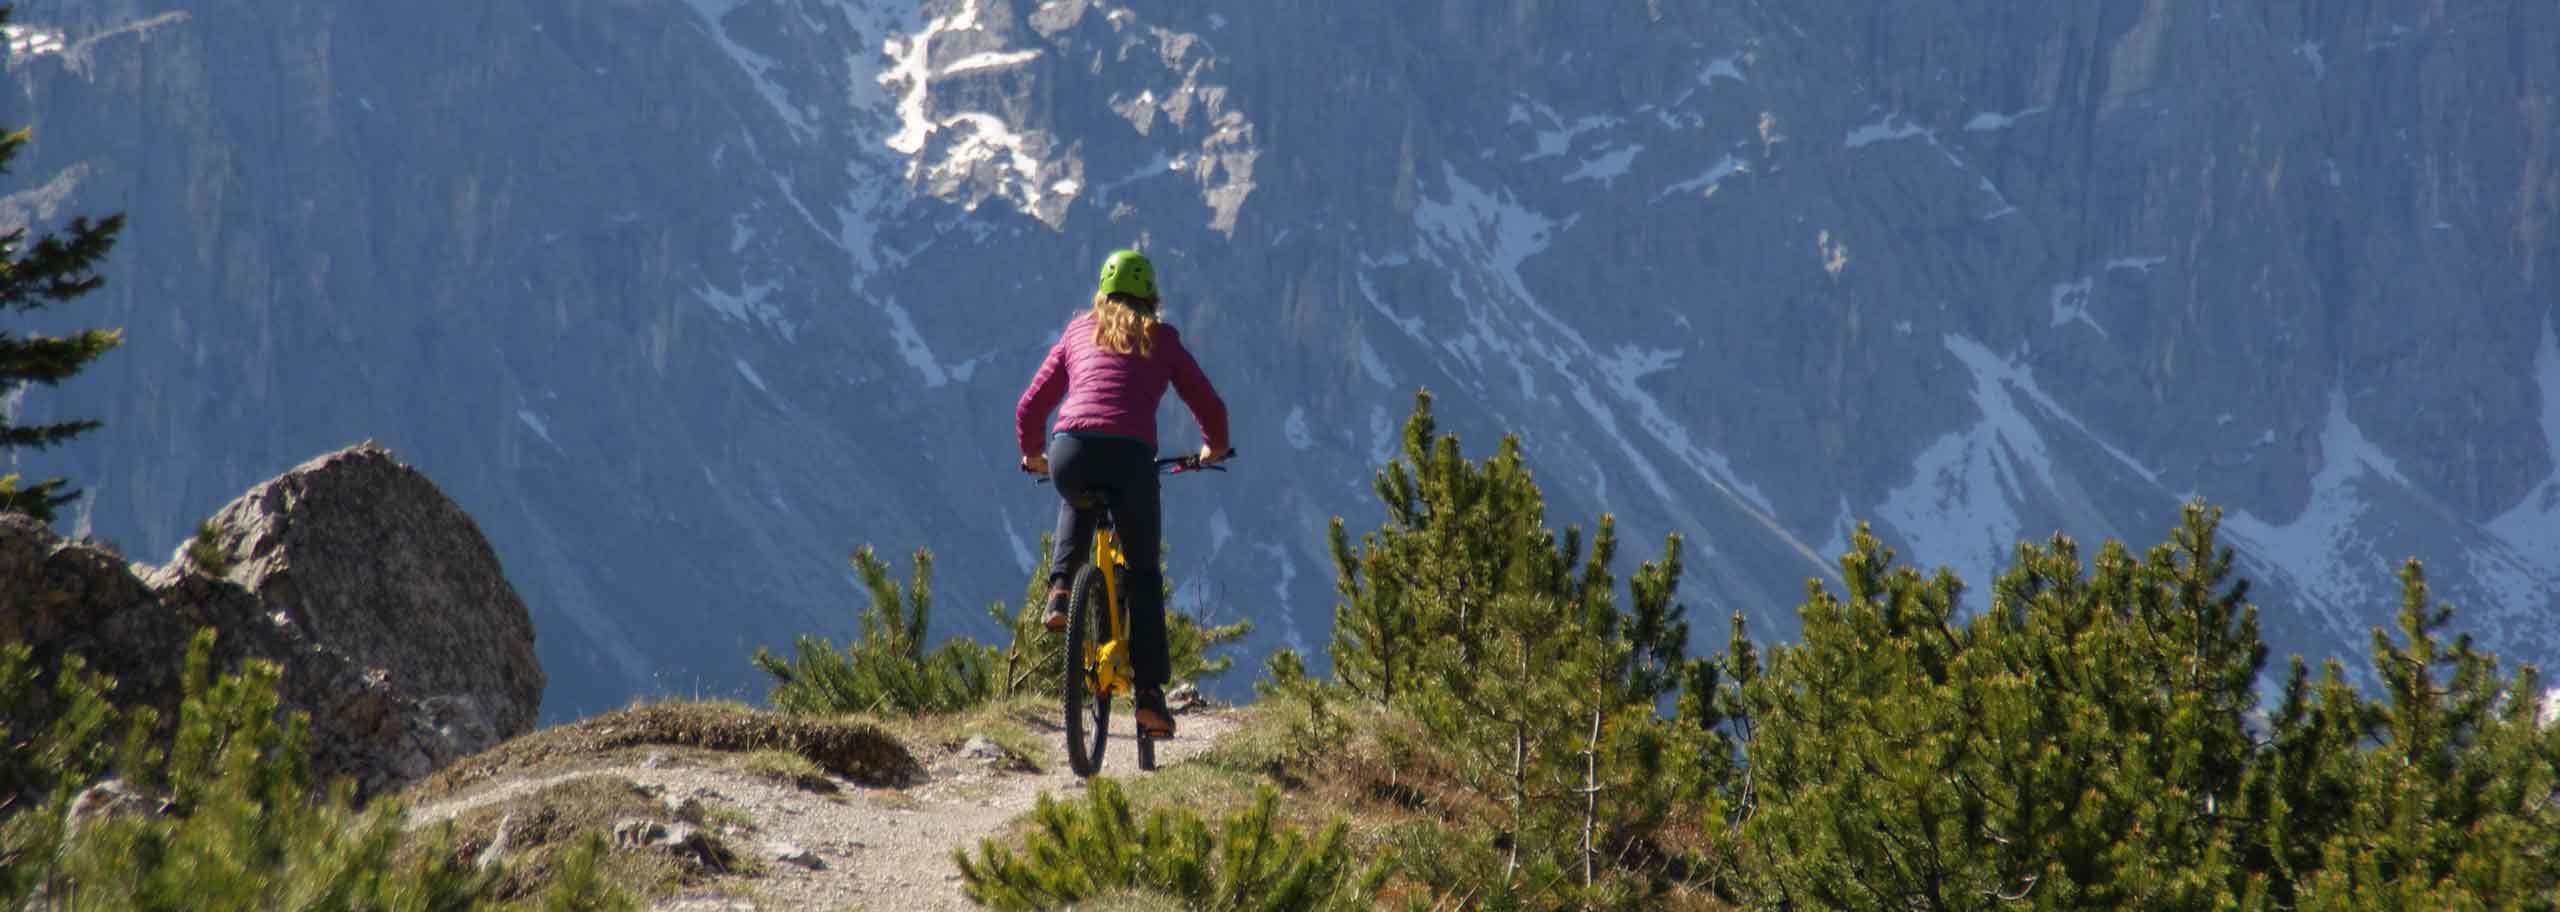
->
[1015,311,1230,460]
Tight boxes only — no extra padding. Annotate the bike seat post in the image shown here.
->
[1068,491,1117,529]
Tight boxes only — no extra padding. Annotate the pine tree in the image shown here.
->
[954,777,1378,911]
[1715,504,2560,909]
[753,546,1000,716]
[1729,505,2274,909]
[2272,561,2560,909]
[0,44,125,523]
[1325,391,1699,899]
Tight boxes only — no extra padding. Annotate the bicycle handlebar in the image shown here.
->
[1028,448,1235,483]
[1155,448,1238,474]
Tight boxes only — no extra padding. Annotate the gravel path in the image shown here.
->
[411,707,1240,912]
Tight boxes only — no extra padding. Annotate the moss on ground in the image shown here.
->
[411,700,919,800]
[419,775,757,902]
[877,691,1051,772]
[740,749,838,793]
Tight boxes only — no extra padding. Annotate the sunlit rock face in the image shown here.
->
[6,0,2553,714]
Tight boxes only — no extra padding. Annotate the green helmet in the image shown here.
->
[1095,249,1158,300]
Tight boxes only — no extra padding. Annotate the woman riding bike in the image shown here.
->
[1015,249,1230,739]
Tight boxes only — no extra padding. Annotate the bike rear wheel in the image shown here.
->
[1063,563,1111,777]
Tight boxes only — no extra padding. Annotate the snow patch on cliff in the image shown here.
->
[1259,543,1298,608]
[1878,335,2056,595]
[941,48,1041,76]
[1659,155,1748,201]
[1700,54,1746,86]
[1091,151,1179,205]
[2476,318,2560,631]
[1208,508,1234,558]
[1412,165,1810,571]
[1979,178,2019,220]
[2294,40,2329,80]
[877,0,1078,220]
[1845,113,1932,149]
[516,410,559,449]
[1356,336,1396,386]
[926,112,1056,205]
[1285,407,1314,451]
[683,0,812,136]
[1356,256,1427,343]
[1965,107,2046,131]
[698,280,794,340]
[2222,389,2412,631]
[1564,144,1644,184]
[1004,519,1034,576]
[875,297,951,388]
[1515,102,1623,162]
[2049,278,2103,336]
[1879,336,2170,594]
[3,23,64,58]
[1415,166,1558,312]
[733,358,773,394]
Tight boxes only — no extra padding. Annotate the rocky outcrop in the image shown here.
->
[169,443,545,741]
[0,443,541,795]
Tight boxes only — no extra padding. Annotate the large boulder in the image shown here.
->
[0,443,542,795]
[176,444,545,741]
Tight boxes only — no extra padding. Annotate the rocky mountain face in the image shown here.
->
[0,444,541,794]
[3,0,2552,716]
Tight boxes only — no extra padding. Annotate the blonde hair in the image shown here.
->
[1090,293,1161,357]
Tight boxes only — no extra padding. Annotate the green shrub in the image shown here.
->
[0,630,631,909]
[1715,505,2560,910]
[1167,603,1249,689]
[755,546,1002,716]
[1304,392,2560,908]
[767,538,1248,717]
[1323,391,1698,897]
[955,777,1379,911]
[740,749,835,792]
[185,519,236,576]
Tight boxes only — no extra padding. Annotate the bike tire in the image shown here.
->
[1063,563,1110,777]
[1137,732,1156,771]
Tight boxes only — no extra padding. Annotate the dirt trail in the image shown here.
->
[411,707,1239,912]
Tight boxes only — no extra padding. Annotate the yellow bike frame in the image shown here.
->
[1085,524,1132,699]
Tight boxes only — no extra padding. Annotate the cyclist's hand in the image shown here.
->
[1022,454,1050,476]
[1196,444,1225,466]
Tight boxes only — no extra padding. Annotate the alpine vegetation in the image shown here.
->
[754,547,1005,718]
[953,777,1379,911]
[0,630,625,909]
[754,542,1244,718]
[1243,391,2560,909]
[1710,516,2560,909]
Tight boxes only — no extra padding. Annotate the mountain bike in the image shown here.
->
[1040,450,1231,778]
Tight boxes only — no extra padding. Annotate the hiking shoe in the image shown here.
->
[1041,587,1071,633]
[1135,687,1176,738]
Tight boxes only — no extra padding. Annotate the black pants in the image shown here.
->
[1046,433,1169,690]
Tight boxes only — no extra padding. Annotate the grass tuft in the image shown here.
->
[412,701,918,800]
[434,775,757,901]
[739,750,836,793]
